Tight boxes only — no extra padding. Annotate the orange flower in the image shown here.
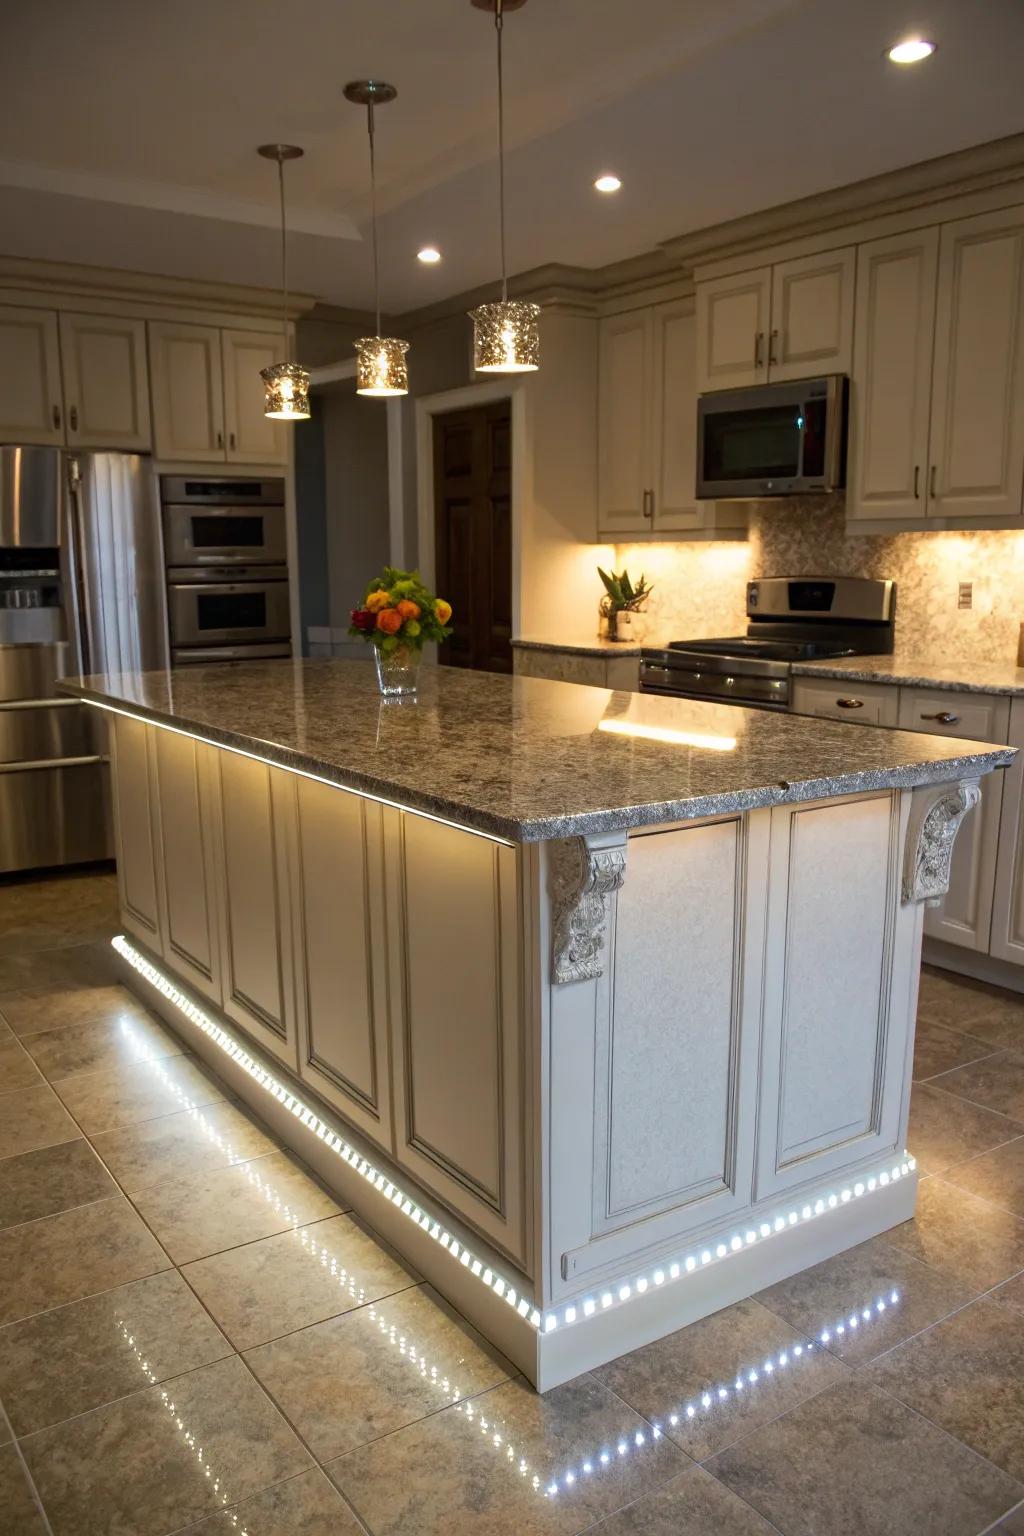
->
[396,599,421,621]
[434,598,452,625]
[366,589,391,613]
[376,608,403,635]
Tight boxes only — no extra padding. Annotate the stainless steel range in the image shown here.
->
[640,576,895,710]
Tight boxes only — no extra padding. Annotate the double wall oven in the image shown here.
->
[161,476,291,665]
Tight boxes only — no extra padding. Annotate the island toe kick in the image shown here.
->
[94,707,991,1391]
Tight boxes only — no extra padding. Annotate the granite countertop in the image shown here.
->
[511,634,646,657]
[793,654,1024,696]
[63,660,1014,843]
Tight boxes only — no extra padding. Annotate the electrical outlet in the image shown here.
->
[958,581,973,610]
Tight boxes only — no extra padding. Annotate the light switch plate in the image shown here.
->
[958,581,973,610]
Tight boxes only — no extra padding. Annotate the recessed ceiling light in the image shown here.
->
[594,174,622,194]
[887,37,935,64]
[417,246,442,264]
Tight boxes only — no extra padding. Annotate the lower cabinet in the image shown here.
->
[109,714,163,949]
[789,675,899,726]
[991,696,1024,964]
[152,729,222,1003]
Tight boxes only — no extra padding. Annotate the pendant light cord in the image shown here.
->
[367,102,382,339]
[494,0,507,301]
[276,152,290,364]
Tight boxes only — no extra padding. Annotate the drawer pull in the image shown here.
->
[921,711,960,725]
[835,697,864,709]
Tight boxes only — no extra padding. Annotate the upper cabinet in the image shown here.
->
[695,250,854,393]
[0,304,151,450]
[597,309,653,536]
[149,321,287,466]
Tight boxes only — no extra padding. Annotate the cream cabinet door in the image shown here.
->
[847,228,939,524]
[790,675,900,727]
[768,247,855,383]
[59,313,151,450]
[897,688,1009,952]
[695,267,771,392]
[0,305,64,445]
[991,696,1024,965]
[651,300,706,533]
[598,309,653,535]
[149,321,226,463]
[221,329,288,466]
[109,715,164,950]
[928,207,1024,522]
[289,776,392,1147]
[152,729,221,1003]
[212,750,297,1067]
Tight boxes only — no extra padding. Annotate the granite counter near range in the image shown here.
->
[794,653,1024,695]
[68,658,1011,1393]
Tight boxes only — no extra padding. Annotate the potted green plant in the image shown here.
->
[597,567,653,641]
[349,567,453,696]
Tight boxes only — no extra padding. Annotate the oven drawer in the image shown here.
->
[168,579,291,646]
[163,502,287,566]
[790,674,898,726]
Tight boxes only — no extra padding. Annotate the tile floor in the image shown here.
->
[2,871,1024,1535]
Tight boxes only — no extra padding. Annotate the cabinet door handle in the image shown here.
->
[769,329,779,366]
[52,405,61,430]
[216,430,224,449]
[229,431,236,451]
[642,489,654,522]
[835,697,864,709]
[913,465,920,499]
[69,405,78,432]
[921,711,960,725]
[754,331,764,368]
[930,465,938,497]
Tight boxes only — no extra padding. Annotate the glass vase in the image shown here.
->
[374,644,421,697]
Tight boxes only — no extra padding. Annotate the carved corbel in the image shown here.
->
[902,779,981,906]
[549,835,627,984]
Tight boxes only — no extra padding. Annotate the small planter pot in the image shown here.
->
[374,644,422,697]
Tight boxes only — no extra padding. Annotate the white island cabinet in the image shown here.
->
[72,662,1012,1389]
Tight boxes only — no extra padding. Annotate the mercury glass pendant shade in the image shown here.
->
[354,336,410,396]
[470,299,540,373]
[260,360,310,420]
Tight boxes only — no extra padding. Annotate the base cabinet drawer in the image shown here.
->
[790,675,899,726]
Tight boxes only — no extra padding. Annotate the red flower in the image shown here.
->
[350,608,376,632]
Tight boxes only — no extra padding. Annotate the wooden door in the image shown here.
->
[695,267,771,392]
[59,313,151,450]
[597,309,653,535]
[768,247,855,382]
[149,321,226,462]
[0,305,64,445]
[433,399,512,672]
[847,228,939,524]
[928,207,1024,521]
[897,688,1009,952]
[221,329,288,466]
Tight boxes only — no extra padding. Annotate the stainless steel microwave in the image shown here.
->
[696,375,848,499]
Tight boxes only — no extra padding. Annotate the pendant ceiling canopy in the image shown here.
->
[345,79,410,398]
[257,143,310,421]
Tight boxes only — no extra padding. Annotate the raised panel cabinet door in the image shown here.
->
[109,715,163,948]
[291,776,391,1146]
[213,750,296,1066]
[651,301,706,532]
[768,246,855,382]
[756,792,913,1199]
[384,809,528,1268]
[149,321,225,462]
[846,228,939,524]
[152,729,220,1002]
[598,309,653,535]
[58,313,151,450]
[0,305,64,444]
[898,688,1009,952]
[929,208,1024,521]
[789,676,900,727]
[990,696,1024,965]
[695,267,771,392]
[221,329,288,466]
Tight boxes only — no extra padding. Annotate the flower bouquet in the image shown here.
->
[349,567,453,696]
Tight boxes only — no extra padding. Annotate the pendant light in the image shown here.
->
[344,80,410,397]
[469,0,539,373]
[257,144,310,421]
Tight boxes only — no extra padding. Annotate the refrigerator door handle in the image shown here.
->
[0,753,107,774]
[63,455,92,677]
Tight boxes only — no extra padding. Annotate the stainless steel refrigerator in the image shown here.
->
[0,446,168,873]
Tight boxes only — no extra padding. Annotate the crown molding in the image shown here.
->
[0,254,317,319]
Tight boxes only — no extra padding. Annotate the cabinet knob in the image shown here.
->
[642,489,654,522]
[835,697,864,709]
[913,465,920,499]
[69,405,78,433]
[52,405,61,430]
[754,331,764,368]
[768,329,779,366]
[930,465,938,498]
[921,711,960,725]
[216,430,224,449]
[229,431,236,452]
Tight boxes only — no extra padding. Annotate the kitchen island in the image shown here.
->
[64,660,1013,1389]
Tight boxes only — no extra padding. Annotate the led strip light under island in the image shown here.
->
[69,661,1008,1390]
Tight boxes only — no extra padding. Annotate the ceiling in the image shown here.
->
[1,0,1023,313]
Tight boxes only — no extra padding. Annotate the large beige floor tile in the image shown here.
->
[20,1354,312,1536]
[52,1051,228,1134]
[181,1468,364,1536]
[947,1137,1024,1217]
[0,871,118,956]
[593,1295,847,1461]
[995,1503,1024,1533]
[246,1282,511,1458]
[707,1377,1022,1536]
[913,1016,999,1082]
[0,1269,231,1435]
[132,1149,341,1263]
[21,1009,184,1081]
[0,1195,168,1325]
[931,1051,1024,1122]
[0,940,119,995]
[329,1374,689,1536]
[1,983,150,1039]
[908,1082,1024,1174]
[589,1465,780,1535]
[90,1098,279,1195]
[884,1175,1024,1293]
[0,1139,116,1230]
[0,1443,48,1535]
[0,1083,79,1159]
[182,1211,416,1349]
[993,1273,1024,1317]
[754,1234,972,1364]
[917,967,1024,1034]
[867,1296,1024,1483]
[0,1037,43,1091]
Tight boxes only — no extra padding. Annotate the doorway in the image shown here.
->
[432,399,512,673]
